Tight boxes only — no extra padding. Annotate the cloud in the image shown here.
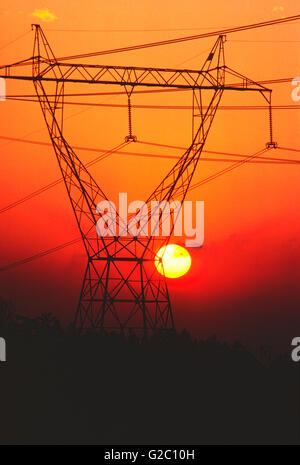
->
[30,9,57,23]
[272,6,284,12]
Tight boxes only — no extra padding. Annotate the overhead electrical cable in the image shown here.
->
[0,147,279,271]
[55,15,300,60]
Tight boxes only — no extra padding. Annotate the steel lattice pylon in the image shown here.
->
[0,25,275,335]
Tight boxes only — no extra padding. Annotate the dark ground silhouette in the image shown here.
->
[0,299,299,445]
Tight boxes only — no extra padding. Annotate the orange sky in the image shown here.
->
[0,1,299,350]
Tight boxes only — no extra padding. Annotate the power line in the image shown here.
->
[0,30,30,51]
[139,141,300,164]
[0,238,82,272]
[2,134,299,163]
[278,146,300,153]
[0,137,299,215]
[46,21,300,34]
[1,134,299,164]
[0,141,128,213]
[46,26,225,33]
[3,88,180,98]
[231,39,300,43]
[56,15,300,60]
[0,146,280,272]
[177,149,269,196]
[4,96,299,111]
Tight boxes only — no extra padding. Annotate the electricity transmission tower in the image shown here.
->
[0,25,276,335]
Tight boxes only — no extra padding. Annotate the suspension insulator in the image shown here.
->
[125,95,137,142]
[266,100,277,149]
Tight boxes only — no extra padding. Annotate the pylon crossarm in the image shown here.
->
[223,66,271,92]
[0,61,271,92]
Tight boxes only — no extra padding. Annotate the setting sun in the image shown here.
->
[155,244,192,278]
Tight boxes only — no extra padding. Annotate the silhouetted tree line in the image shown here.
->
[0,297,299,445]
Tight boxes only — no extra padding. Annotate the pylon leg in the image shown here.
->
[74,257,174,335]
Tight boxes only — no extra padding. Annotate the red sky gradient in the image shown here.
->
[0,1,300,352]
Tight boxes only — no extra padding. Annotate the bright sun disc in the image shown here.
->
[155,244,191,278]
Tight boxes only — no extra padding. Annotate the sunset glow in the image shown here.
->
[0,1,299,345]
